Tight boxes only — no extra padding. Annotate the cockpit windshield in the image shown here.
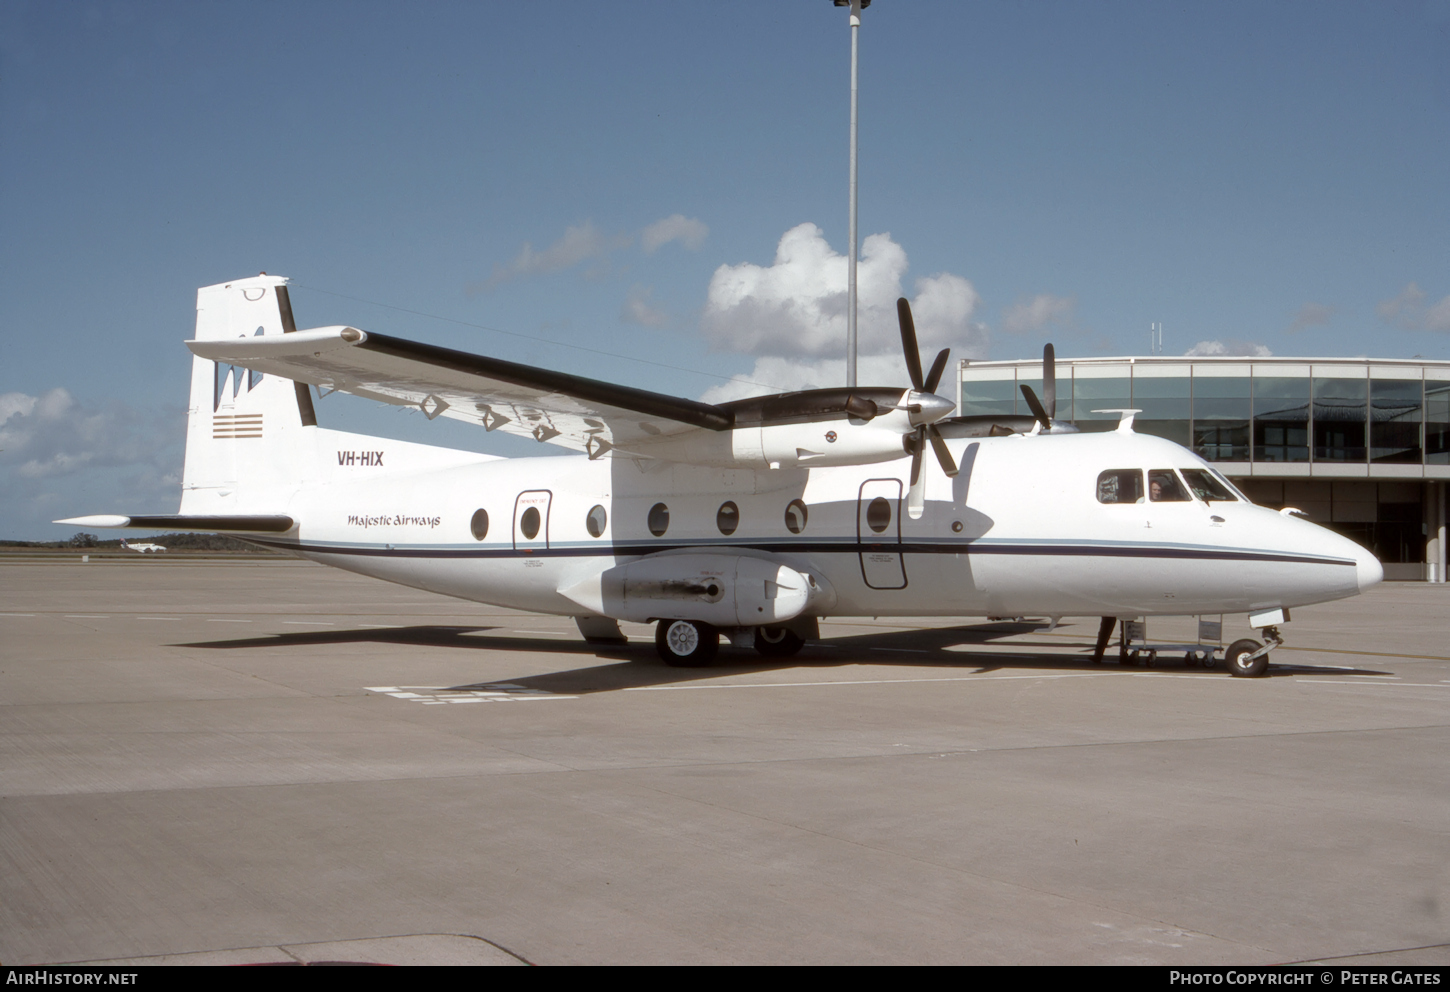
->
[1180,468,1239,503]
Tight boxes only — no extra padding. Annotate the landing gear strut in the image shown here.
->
[1226,625,1282,678]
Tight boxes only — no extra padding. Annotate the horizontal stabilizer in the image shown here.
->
[54,514,296,533]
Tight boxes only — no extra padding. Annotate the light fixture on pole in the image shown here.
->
[834,0,871,388]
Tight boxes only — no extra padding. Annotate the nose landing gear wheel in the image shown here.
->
[655,619,719,667]
[754,625,805,657]
[1226,638,1268,678]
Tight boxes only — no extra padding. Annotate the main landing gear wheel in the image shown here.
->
[754,625,805,658]
[655,619,719,667]
[1226,638,1268,678]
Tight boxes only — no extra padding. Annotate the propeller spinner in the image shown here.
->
[895,297,959,485]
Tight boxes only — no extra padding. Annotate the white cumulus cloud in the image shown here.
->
[1287,302,1334,334]
[697,223,985,401]
[1184,339,1273,357]
[1378,283,1450,332]
[1002,294,1075,335]
[476,221,631,291]
[619,284,670,328]
[1,388,185,537]
[641,214,708,253]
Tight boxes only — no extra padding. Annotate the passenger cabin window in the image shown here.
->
[865,496,892,533]
[784,499,808,534]
[1097,469,1144,504]
[586,504,607,538]
[716,501,739,536]
[1148,469,1191,502]
[519,506,542,539]
[1179,469,1238,503]
[647,502,670,537]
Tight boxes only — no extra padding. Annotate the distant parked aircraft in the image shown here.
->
[120,538,167,554]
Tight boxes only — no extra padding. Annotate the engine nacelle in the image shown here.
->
[629,405,916,471]
[558,553,830,626]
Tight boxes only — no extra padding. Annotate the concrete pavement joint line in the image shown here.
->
[365,685,579,704]
[628,672,1130,691]
[66,932,536,967]
[14,723,1446,805]
[1284,940,1450,965]
[1274,645,1450,662]
[1296,680,1450,688]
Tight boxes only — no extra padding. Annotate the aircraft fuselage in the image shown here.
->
[251,427,1379,624]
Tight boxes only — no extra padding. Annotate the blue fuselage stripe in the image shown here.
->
[243,537,1353,568]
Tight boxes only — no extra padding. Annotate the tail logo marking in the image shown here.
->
[213,413,263,439]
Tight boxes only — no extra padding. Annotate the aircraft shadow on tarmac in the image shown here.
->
[172,620,1389,695]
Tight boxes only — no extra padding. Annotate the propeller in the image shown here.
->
[896,297,959,485]
[1018,342,1073,433]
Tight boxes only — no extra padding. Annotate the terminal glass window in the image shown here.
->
[1313,377,1368,462]
[1073,370,1131,433]
[1097,469,1143,504]
[1192,375,1250,462]
[960,373,1017,417]
[1131,374,1190,447]
[1370,379,1422,464]
[1254,377,1310,462]
[1427,379,1450,465]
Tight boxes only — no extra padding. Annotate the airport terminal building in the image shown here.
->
[958,355,1450,582]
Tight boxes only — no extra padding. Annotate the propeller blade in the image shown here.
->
[897,297,924,391]
[923,348,950,396]
[1043,343,1056,420]
[908,427,924,486]
[927,425,959,477]
[1019,383,1052,430]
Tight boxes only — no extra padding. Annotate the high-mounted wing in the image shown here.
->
[188,299,963,472]
[188,326,731,460]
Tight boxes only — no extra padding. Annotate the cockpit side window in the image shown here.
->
[1097,469,1144,504]
[1180,468,1238,503]
[1148,469,1191,502]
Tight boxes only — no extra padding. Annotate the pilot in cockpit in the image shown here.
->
[1148,469,1190,502]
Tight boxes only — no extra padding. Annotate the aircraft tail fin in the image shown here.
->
[180,275,320,514]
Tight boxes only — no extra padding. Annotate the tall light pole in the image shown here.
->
[835,0,870,388]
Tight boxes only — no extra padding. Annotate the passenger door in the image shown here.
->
[512,490,552,554]
[857,479,907,589]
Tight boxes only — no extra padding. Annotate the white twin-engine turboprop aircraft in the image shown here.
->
[61,274,1382,676]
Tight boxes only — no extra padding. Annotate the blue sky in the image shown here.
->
[2,1,1447,539]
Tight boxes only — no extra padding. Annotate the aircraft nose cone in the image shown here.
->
[907,391,955,426]
[1356,546,1384,593]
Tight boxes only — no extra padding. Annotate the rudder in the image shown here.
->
[180,275,320,513]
